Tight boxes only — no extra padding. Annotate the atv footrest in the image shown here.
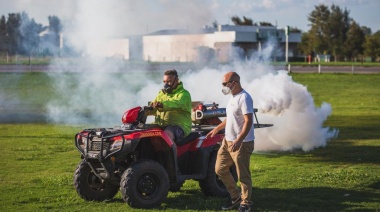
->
[176,132,200,146]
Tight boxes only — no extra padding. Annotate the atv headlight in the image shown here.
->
[110,139,130,151]
[80,137,88,151]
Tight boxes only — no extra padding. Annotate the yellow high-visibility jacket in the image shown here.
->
[151,81,192,136]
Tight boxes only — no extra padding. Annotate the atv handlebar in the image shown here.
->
[144,106,154,111]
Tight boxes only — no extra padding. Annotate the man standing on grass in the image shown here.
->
[206,71,255,212]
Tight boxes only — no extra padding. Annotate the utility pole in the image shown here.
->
[285,26,289,63]
[256,28,261,53]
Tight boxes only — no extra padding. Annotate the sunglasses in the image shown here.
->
[222,81,234,86]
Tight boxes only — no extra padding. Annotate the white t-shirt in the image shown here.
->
[225,89,255,142]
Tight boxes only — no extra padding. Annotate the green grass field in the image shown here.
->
[0,72,379,211]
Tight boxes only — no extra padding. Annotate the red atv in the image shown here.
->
[73,102,272,208]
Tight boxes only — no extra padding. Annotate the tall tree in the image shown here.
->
[6,13,21,56]
[328,5,350,61]
[364,31,380,62]
[344,21,365,60]
[19,12,43,56]
[0,15,6,53]
[48,15,62,48]
[298,32,313,56]
[307,4,330,55]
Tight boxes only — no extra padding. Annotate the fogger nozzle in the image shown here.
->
[192,108,226,122]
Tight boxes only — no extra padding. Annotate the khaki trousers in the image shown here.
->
[215,138,254,205]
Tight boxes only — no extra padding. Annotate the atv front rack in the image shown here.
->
[75,128,128,161]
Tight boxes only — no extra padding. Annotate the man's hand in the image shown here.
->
[206,120,225,139]
[151,102,163,109]
[205,128,218,138]
[230,140,242,152]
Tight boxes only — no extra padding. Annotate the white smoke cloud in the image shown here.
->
[249,71,338,151]
[181,64,338,152]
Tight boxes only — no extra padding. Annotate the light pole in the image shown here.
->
[285,26,289,63]
[256,29,262,53]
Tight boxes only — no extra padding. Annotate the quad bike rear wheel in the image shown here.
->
[73,160,119,201]
[199,151,238,197]
[120,160,169,208]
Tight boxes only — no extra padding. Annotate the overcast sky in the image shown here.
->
[0,0,378,34]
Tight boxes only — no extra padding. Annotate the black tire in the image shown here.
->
[73,160,119,201]
[120,160,169,208]
[199,151,238,197]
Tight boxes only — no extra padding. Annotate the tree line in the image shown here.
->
[231,4,379,62]
[299,4,380,62]
[0,12,62,58]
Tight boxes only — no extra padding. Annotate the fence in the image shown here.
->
[286,64,380,74]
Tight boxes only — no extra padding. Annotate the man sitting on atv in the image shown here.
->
[148,69,192,144]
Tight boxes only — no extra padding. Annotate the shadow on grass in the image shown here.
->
[160,186,380,211]
[304,115,380,165]
[94,183,380,210]
[96,190,223,211]
[308,140,380,164]
[70,185,380,211]
[251,186,379,211]
[327,115,380,140]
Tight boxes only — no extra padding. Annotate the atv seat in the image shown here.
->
[176,132,200,146]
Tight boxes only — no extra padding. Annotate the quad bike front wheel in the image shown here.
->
[73,160,119,201]
[199,151,238,197]
[120,160,169,208]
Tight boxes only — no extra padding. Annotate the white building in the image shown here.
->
[142,25,302,63]
[96,25,302,63]
[143,30,215,62]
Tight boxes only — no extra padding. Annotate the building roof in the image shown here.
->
[149,28,216,36]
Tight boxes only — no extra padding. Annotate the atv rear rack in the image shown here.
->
[192,103,273,129]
